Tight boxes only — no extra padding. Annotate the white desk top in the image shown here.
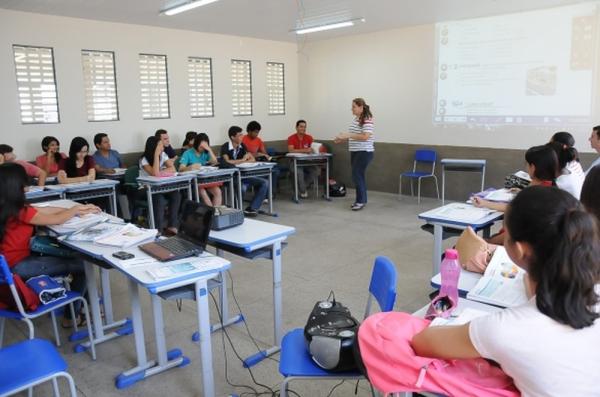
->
[26,186,66,198]
[286,153,332,158]
[45,179,119,192]
[418,202,503,228]
[430,269,482,295]
[236,162,274,171]
[137,174,196,185]
[209,219,295,252]
[413,297,501,318]
[441,158,486,166]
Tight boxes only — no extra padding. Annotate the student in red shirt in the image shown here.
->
[58,137,96,184]
[288,120,318,198]
[243,121,280,195]
[0,163,100,327]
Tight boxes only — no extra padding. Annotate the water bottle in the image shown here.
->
[439,248,461,306]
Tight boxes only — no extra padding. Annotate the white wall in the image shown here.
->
[298,24,600,153]
[0,9,299,160]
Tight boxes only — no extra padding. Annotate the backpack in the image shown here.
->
[304,297,359,372]
[358,312,519,397]
[329,179,346,197]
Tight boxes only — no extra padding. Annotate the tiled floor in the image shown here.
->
[5,189,460,397]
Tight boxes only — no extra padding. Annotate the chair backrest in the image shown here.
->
[415,149,437,163]
[0,255,14,286]
[124,165,140,185]
[364,256,397,318]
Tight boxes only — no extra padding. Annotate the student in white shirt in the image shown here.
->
[548,140,584,199]
[412,187,600,397]
[139,136,181,235]
[587,125,600,174]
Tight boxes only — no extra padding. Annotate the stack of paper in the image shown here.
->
[467,247,529,307]
[430,203,495,223]
[236,162,259,168]
[65,221,126,242]
[95,224,157,248]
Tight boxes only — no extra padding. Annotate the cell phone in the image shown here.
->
[112,251,134,260]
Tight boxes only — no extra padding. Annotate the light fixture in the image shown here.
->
[293,18,365,35]
[162,0,220,16]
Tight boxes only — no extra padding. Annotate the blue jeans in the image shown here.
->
[243,177,268,210]
[153,191,182,231]
[12,255,86,318]
[351,151,374,204]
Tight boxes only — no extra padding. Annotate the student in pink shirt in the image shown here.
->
[0,144,47,186]
[35,136,66,176]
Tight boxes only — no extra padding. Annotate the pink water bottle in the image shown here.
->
[439,248,461,306]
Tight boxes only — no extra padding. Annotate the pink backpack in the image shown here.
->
[358,312,520,397]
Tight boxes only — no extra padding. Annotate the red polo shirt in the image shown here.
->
[242,135,266,156]
[287,133,313,150]
[0,206,37,267]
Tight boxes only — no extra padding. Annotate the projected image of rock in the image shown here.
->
[526,66,557,96]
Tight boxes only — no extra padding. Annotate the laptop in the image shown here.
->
[139,200,214,262]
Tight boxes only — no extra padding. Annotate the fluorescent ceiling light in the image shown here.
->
[162,0,220,16]
[293,18,364,35]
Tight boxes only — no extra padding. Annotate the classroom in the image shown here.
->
[0,1,599,396]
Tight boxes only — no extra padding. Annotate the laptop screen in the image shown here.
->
[178,200,214,249]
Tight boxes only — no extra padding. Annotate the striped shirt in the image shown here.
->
[348,117,374,152]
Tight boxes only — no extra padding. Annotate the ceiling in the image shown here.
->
[0,0,593,42]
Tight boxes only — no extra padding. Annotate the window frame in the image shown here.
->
[266,61,286,116]
[81,49,120,122]
[188,56,215,118]
[231,58,253,117]
[139,53,171,120]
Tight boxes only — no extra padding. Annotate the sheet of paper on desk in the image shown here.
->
[95,224,157,248]
[66,221,125,242]
[286,152,308,157]
[467,247,528,307]
[236,162,259,168]
[147,262,197,279]
[430,308,491,327]
[432,204,494,223]
[484,189,516,202]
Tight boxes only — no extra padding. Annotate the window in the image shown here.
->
[81,50,119,122]
[266,62,285,115]
[12,45,59,124]
[231,59,252,116]
[139,53,170,119]
[188,57,214,117]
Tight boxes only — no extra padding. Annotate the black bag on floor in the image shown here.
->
[304,293,359,372]
[329,180,347,197]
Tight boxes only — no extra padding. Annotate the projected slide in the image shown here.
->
[433,2,599,125]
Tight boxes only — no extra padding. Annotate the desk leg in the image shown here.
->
[481,165,486,191]
[193,178,200,203]
[187,184,193,201]
[195,280,215,397]
[268,170,274,215]
[432,224,443,276]
[324,158,331,201]
[242,240,282,368]
[237,172,243,210]
[100,269,114,324]
[441,169,446,206]
[293,158,299,203]
[146,187,156,229]
[229,176,235,208]
[111,187,118,216]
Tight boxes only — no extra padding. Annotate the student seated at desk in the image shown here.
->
[548,141,584,199]
[140,136,181,235]
[243,121,280,194]
[407,187,600,397]
[57,137,96,184]
[179,133,222,207]
[0,163,100,327]
[220,126,267,217]
[586,125,600,174]
[180,131,197,155]
[581,165,600,222]
[288,120,318,198]
[0,144,47,186]
[155,129,177,161]
[93,133,123,175]
[35,136,66,176]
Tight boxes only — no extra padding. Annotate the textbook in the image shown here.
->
[466,247,529,308]
[94,224,157,248]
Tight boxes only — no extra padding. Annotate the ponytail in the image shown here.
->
[506,187,600,329]
[547,142,578,170]
[353,98,372,126]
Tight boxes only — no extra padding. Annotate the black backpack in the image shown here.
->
[304,294,359,372]
[329,181,346,197]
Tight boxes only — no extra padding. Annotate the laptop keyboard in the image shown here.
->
[157,237,201,256]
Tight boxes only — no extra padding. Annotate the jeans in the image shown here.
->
[351,151,374,204]
[153,191,182,231]
[296,166,318,193]
[12,255,86,318]
[243,177,268,210]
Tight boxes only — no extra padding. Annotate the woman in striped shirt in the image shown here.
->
[335,98,375,211]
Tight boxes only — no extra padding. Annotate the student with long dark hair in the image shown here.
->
[139,136,181,235]
[409,187,600,396]
[181,131,198,154]
[0,163,99,327]
[36,136,66,176]
[581,165,600,222]
[57,137,96,184]
[179,133,222,207]
[334,98,374,211]
[548,133,585,199]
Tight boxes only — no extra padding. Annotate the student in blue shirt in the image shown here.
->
[179,133,222,207]
[93,133,123,174]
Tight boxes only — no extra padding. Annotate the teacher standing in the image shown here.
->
[335,98,374,211]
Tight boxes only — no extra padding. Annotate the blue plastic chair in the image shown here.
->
[0,337,77,396]
[399,150,440,204]
[0,255,96,360]
[279,256,398,397]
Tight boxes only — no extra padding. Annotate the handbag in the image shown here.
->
[455,227,497,273]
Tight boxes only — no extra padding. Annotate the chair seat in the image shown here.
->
[0,291,81,320]
[401,171,434,178]
[0,338,68,395]
[279,328,362,377]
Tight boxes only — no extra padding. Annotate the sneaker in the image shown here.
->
[244,207,258,217]
[300,191,308,199]
[351,203,365,211]
[262,199,269,204]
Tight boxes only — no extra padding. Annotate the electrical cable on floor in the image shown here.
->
[325,380,345,397]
